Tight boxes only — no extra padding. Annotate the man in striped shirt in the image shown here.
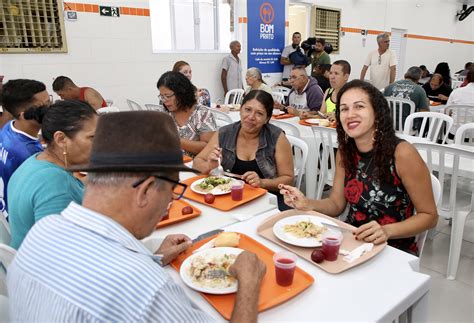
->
[7,111,266,322]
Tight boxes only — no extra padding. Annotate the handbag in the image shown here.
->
[288,47,310,66]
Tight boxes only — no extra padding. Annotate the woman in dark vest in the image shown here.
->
[194,90,294,210]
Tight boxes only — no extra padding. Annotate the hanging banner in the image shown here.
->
[247,0,285,73]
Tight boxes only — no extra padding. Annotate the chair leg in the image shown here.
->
[446,211,470,280]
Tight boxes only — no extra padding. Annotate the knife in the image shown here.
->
[223,171,243,179]
[323,222,354,233]
[192,229,223,244]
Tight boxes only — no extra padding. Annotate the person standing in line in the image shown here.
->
[309,38,331,78]
[280,32,304,82]
[360,33,397,90]
[221,41,243,95]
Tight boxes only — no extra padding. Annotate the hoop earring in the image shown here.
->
[345,133,349,142]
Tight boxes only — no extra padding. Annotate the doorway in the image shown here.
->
[390,28,408,80]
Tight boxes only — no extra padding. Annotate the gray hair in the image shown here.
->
[229,40,240,47]
[376,33,390,43]
[404,66,422,82]
[291,65,308,76]
[246,67,263,82]
[87,172,169,189]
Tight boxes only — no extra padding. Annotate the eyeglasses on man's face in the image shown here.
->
[289,74,304,80]
[132,175,187,200]
[158,93,175,101]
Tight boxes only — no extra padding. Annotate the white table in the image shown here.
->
[164,209,431,322]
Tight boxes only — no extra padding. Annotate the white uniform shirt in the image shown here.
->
[222,54,243,91]
[364,49,397,89]
[281,45,303,79]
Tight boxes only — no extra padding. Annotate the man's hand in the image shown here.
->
[156,234,192,265]
[287,106,300,116]
[229,251,266,284]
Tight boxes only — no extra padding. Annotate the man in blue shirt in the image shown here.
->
[0,79,50,216]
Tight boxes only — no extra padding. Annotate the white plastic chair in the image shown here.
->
[144,103,161,111]
[269,120,300,137]
[311,126,338,199]
[105,99,114,107]
[96,107,120,115]
[272,86,291,97]
[403,111,453,144]
[286,135,309,190]
[0,216,10,246]
[210,109,233,128]
[413,142,474,279]
[451,80,463,89]
[445,105,474,138]
[224,89,244,105]
[454,122,474,146]
[271,92,285,105]
[126,99,144,111]
[415,174,441,257]
[385,97,416,133]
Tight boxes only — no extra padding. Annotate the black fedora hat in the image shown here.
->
[69,111,199,173]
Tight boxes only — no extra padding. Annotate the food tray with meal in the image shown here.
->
[178,175,267,211]
[156,200,201,228]
[257,210,386,274]
[171,232,314,320]
[298,118,337,127]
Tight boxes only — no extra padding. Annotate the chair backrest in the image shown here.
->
[0,215,10,246]
[286,135,309,190]
[413,142,474,218]
[311,126,338,199]
[445,105,474,131]
[210,109,233,128]
[0,243,16,297]
[454,122,474,145]
[269,120,300,137]
[415,174,441,257]
[105,99,114,107]
[126,99,144,111]
[144,103,161,111]
[403,111,454,144]
[97,106,120,115]
[385,97,416,133]
[451,80,463,89]
[224,89,245,105]
[271,92,285,104]
[272,86,291,97]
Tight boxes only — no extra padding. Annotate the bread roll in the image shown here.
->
[319,119,330,127]
[214,232,240,247]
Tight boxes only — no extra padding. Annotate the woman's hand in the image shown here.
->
[354,220,390,245]
[278,184,312,211]
[242,171,262,188]
[207,146,222,170]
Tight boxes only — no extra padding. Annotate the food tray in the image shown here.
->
[272,114,295,120]
[156,200,201,228]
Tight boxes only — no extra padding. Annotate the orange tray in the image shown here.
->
[183,155,193,163]
[298,119,337,128]
[171,233,314,320]
[272,113,295,120]
[429,101,442,106]
[179,175,267,211]
[156,200,201,228]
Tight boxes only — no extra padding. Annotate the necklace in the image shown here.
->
[43,149,66,168]
[360,155,374,178]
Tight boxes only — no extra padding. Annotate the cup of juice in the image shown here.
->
[322,230,343,261]
[231,180,244,201]
[273,251,297,286]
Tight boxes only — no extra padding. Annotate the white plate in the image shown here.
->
[180,247,244,294]
[304,118,321,125]
[272,109,284,116]
[273,215,340,247]
[191,177,234,195]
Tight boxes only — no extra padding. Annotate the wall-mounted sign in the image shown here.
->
[99,6,120,17]
[247,0,285,73]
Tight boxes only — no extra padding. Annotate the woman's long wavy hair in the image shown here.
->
[335,80,397,182]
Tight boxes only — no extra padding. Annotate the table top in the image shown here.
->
[163,209,431,322]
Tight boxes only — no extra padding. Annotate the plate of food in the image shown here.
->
[180,247,244,294]
[272,109,284,116]
[273,215,339,247]
[304,118,321,125]
[191,176,235,195]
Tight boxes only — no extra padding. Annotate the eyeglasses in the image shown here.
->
[158,93,175,101]
[378,55,382,65]
[289,75,303,80]
[132,175,188,200]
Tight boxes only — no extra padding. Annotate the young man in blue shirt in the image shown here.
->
[0,79,50,216]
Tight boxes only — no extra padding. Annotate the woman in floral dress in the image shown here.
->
[279,80,438,255]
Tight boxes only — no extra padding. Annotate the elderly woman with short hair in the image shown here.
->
[244,67,273,96]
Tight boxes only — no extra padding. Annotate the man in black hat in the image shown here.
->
[7,111,266,322]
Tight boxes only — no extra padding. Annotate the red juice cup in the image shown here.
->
[231,180,244,201]
[273,251,297,286]
[322,230,343,261]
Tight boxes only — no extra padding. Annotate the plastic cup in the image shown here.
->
[273,251,297,286]
[231,180,244,201]
[322,230,343,261]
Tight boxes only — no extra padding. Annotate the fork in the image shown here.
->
[205,269,228,279]
[216,157,224,177]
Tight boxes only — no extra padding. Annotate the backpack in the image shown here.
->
[288,47,310,66]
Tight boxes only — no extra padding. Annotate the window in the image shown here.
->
[0,0,67,53]
[150,0,233,52]
[310,6,341,54]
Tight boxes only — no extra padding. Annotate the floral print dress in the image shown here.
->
[344,143,418,255]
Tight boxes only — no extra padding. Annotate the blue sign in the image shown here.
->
[247,0,285,73]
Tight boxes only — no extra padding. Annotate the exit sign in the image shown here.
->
[99,6,120,17]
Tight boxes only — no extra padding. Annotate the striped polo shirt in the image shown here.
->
[7,202,213,322]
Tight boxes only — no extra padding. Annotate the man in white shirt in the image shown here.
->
[280,32,303,81]
[360,33,397,89]
[447,67,474,106]
[221,41,243,94]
